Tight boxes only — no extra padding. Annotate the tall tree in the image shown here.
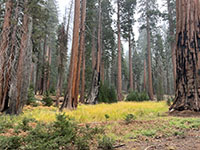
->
[60,0,80,110]
[117,0,122,101]
[74,0,87,105]
[138,0,159,100]
[101,0,116,84]
[170,0,200,111]
[121,0,137,91]
[166,0,176,91]
[0,0,33,114]
[56,1,73,106]
[0,0,13,112]
[8,0,33,114]
[86,0,102,104]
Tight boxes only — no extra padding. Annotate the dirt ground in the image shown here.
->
[117,129,200,150]
[116,111,200,150]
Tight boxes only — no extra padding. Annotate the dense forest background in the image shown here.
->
[0,0,177,113]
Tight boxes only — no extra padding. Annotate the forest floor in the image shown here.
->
[0,101,200,149]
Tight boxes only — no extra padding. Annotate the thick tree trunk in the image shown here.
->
[86,0,101,104]
[170,0,200,111]
[129,33,133,91]
[167,0,176,91]
[60,0,80,110]
[74,0,87,107]
[117,0,122,101]
[0,0,13,112]
[146,16,154,100]
[8,2,32,114]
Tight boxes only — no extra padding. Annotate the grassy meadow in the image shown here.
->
[2,101,168,123]
[1,101,200,149]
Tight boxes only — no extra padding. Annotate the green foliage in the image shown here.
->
[166,97,174,106]
[98,82,117,103]
[27,86,37,106]
[98,136,115,150]
[141,129,156,137]
[16,117,36,132]
[105,114,110,121]
[0,136,22,150]
[42,92,53,106]
[124,114,136,124]
[126,91,149,102]
[0,114,104,149]
[49,86,56,96]
[0,117,14,133]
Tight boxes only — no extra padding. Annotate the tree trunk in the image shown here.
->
[146,16,154,100]
[0,0,13,112]
[56,1,73,106]
[80,46,86,103]
[8,1,32,114]
[74,0,87,107]
[101,60,105,84]
[129,32,133,91]
[117,0,122,101]
[60,0,80,110]
[170,0,200,111]
[92,28,96,70]
[143,59,146,91]
[167,0,176,91]
[86,0,101,104]
[46,45,51,91]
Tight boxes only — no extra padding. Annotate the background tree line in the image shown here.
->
[0,0,177,114]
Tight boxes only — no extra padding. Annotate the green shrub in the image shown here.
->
[98,82,117,103]
[42,92,53,106]
[167,97,174,106]
[27,87,37,105]
[0,114,105,149]
[0,117,14,133]
[124,114,136,124]
[16,117,36,132]
[98,136,115,150]
[0,136,22,150]
[126,91,149,102]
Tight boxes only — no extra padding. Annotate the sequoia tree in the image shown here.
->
[121,0,137,91]
[60,0,80,110]
[86,0,102,104]
[170,0,200,111]
[117,0,122,101]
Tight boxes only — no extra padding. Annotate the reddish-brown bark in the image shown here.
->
[80,46,86,103]
[146,15,154,100]
[8,0,33,114]
[170,0,200,111]
[60,0,80,110]
[0,0,13,112]
[117,0,122,101]
[143,59,146,91]
[74,0,87,107]
[15,5,30,113]
[129,33,133,91]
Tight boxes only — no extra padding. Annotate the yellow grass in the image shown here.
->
[21,101,168,123]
